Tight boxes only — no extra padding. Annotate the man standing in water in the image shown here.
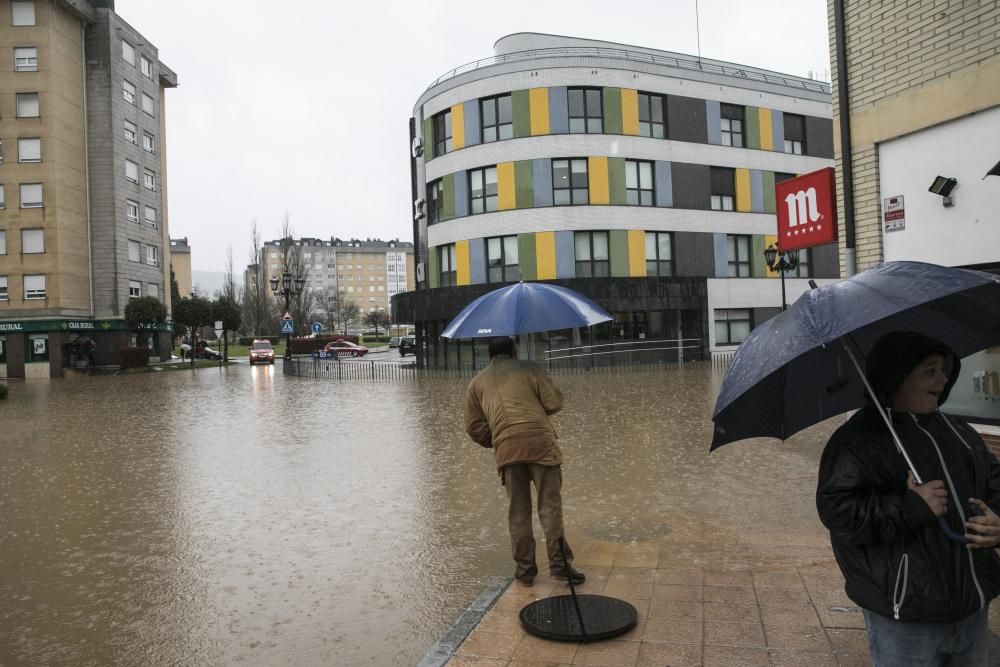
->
[464,336,585,587]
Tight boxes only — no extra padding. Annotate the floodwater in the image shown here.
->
[0,363,841,665]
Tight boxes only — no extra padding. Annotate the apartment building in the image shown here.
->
[0,0,177,378]
[169,237,191,298]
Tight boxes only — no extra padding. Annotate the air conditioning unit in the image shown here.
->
[411,137,424,158]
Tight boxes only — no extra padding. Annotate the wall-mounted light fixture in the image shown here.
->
[928,176,957,207]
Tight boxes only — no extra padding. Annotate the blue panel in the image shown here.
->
[555,230,576,279]
[533,158,553,207]
[771,110,784,152]
[713,233,729,278]
[454,170,469,218]
[706,100,721,145]
[654,160,673,207]
[750,169,764,213]
[549,87,569,135]
[464,99,480,146]
[468,237,486,284]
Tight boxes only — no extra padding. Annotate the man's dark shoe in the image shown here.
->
[552,568,586,585]
[515,575,534,587]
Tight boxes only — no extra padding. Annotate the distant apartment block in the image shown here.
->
[169,237,192,298]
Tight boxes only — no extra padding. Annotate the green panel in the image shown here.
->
[428,244,440,288]
[423,117,434,160]
[746,106,760,150]
[608,158,627,206]
[514,160,534,209]
[517,233,537,281]
[609,230,629,277]
[752,235,766,277]
[763,171,776,213]
[512,90,531,138]
[442,173,455,220]
[603,87,622,134]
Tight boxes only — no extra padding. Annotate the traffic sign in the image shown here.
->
[281,320,294,334]
[311,322,323,334]
[281,311,293,321]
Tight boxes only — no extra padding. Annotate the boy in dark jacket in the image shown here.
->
[817,331,1000,666]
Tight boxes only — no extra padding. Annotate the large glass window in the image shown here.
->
[486,235,519,283]
[638,92,665,138]
[726,234,752,277]
[438,244,456,287]
[720,103,745,148]
[716,309,752,346]
[433,109,452,155]
[710,167,735,211]
[28,333,48,362]
[784,113,806,154]
[645,232,672,277]
[574,231,610,278]
[568,88,603,134]
[480,94,512,143]
[427,179,443,224]
[626,160,654,206]
[552,159,588,205]
[469,167,498,214]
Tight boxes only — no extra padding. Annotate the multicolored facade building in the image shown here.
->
[395,33,838,368]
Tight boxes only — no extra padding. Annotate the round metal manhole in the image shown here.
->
[519,595,638,642]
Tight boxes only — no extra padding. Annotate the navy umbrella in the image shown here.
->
[441,281,612,339]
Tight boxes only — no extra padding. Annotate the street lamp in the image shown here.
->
[270,271,306,359]
[763,244,800,311]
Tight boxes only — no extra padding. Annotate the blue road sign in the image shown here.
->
[281,320,294,334]
[311,322,322,334]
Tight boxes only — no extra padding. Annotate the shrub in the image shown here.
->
[119,347,151,370]
[238,336,280,346]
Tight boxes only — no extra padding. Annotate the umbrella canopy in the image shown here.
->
[711,261,1000,450]
[441,282,613,339]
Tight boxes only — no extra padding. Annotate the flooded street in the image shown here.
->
[0,363,842,665]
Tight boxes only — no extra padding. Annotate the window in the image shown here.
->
[11,2,35,26]
[146,245,158,266]
[716,309,752,346]
[24,274,45,300]
[0,231,5,254]
[783,248,812,278]
[122,40,135,66]
[438,244,456,287]
[0,140,3,163]
[20,183,42,208]
[21,229,43,253]
[0,185,5,209]
[480,94,513,143]
[142,132,154,152]
[710,167,735,211]
[638,92,665,138]
[129,280,141,298]
[469,166,498,214]
[28,333,48,361]
[124,120,137,144]
[574,231,610,278]
[645,232,673,277]
[487,235,519,283]
[626,160,654,206]
[147,283,158,298]
[726,234,752,277]
[125,159,139,183]
[784,113,806,154]
[143,169,156,191]
[144,206,157,228]
[140,56,153,79]
[141,93,154,116]
[0,276,6,301]
[128,240,140,262]
[432,109,451,155]
[14,47,37,72]
[123,80,136,104]
[568,88,603,133]
[720,104,745,148]
[552,158,589,205]
[126,199,139,222]
[17,138,40,162]
[16,92,39,117]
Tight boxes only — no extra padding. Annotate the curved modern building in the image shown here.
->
[395,33,838,369]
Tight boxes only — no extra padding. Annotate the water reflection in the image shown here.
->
[0,364,841,665]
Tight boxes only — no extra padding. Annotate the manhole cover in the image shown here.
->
[519,595,637,642]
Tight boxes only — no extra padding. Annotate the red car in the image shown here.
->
[322,340,369,358]
[249,339,275,364]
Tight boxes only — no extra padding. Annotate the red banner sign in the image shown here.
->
[775,167,838,252]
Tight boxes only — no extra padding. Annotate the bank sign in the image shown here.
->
[775,167,838,252]
[0,319,174,333]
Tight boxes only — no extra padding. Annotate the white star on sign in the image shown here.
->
[817,224,822,230]
[786,231,792,237]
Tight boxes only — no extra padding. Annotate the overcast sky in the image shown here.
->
[113,0,831,274]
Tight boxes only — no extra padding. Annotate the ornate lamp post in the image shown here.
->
[763,244,800,311]
[270,271,306,359]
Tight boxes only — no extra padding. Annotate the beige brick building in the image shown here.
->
[169,237,191,297]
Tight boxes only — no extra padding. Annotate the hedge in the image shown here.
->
[238,336,281,345]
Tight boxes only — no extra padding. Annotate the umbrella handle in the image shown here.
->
[938,516,969,545]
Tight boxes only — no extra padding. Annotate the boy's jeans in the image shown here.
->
[863,608,988,666]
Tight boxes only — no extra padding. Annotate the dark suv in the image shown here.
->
[398,335,417,357]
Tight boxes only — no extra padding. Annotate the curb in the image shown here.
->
[417,576,511,667]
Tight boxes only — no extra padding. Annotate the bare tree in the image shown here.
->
[276,214,314,334]
[242,219,273,336]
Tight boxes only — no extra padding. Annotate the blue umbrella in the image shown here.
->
[441,282,612,339]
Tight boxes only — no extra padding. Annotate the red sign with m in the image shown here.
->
[775,167,838,251]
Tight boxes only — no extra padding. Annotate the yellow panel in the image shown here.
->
[588,157,609,205]
[456,239,470,285]
[451,103,465,149]
[758,108,773,151]
[735,168,751,212]
[621,89,639,136]
[627,230,646,277]
[529,88,550,136]
[497,162,516,210]
[535,232,556,280]
[764,234,778,277]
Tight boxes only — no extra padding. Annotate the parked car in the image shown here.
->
[196,341,223,360]
[322,339,369,358]
[398,335,416,357]
[249,339,275,364]
[389,336,401,348]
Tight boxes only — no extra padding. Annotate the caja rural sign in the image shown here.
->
[775,167,838,252]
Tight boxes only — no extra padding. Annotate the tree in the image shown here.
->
[363,309,391,337]
[170,263,181,306]
[242,220,273,337]
[276,215,314,332]
[212,297,242,362]
[124,296,167,350]
[173,296,213,366]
